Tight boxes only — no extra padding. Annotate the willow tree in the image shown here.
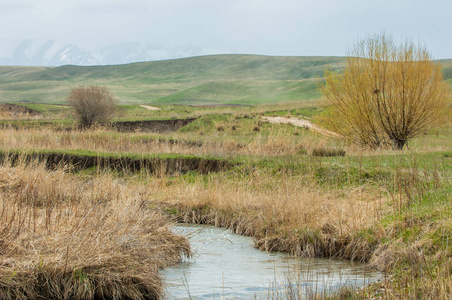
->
[320,34,451,149]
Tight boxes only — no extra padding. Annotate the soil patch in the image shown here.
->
[262,116,339,138]
[139,105,161,111]
[191,104,252,108]
[111,118,197,133]
[142,137,203,148]
[0,103,39,117]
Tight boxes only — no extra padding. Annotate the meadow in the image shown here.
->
[0,98,449,299]
[0,54,451,299]
[0,55,451,105]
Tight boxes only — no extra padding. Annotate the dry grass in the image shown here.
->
[5,119,446,160]
[0,127,324,158]
[311,147,346,157]
[0,161,190,299]
[154,170,386,261]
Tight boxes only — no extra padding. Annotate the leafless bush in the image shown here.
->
[67,85,117,128]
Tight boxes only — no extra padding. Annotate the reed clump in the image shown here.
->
[157,170,385,261]
[311,147,346,157]
[0,161,190,299]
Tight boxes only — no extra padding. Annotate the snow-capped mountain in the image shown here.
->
[0,39,98,66]
[0,39,232,66]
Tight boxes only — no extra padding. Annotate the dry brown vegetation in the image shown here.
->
[0,99,450,299]
[0,161,190,299]
[155,171,386,261]
[1,155,448,299]
[0,127,333,158]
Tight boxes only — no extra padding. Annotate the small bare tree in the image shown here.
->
[319,34,451,149]
[67,85,117,128]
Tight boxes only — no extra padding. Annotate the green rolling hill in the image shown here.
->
[0,55,450,105]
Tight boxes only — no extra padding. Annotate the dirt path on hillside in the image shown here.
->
[262,116,339,138]
[139,105,161,111]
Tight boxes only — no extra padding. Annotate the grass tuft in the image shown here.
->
[312,147,346,157]
[0,160,190,299]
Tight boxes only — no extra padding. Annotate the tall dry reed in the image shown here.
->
[0,127,327,158]
[153,170,386,262]
[0,160,190,299]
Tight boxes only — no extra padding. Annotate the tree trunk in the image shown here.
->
[392,138,406,150]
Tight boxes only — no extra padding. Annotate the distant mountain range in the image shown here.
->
[0,39,234,66]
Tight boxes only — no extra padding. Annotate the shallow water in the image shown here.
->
[162,224,382,299]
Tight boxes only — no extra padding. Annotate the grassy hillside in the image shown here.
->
[0,55,450,105]
[0,55,344,104]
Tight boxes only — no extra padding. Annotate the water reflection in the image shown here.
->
[162,225,382,299]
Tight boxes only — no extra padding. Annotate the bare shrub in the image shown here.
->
[67,85,117,129]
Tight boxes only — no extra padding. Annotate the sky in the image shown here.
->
[1,0,451,59]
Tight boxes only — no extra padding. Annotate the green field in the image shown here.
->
[0,55,349,104]
[1,55,451,105]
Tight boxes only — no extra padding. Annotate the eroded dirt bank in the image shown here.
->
[0,151,231,175]
[112,118,197,133]
[0,103,39,117]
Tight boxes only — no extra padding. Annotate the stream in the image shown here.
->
[162,224,382,299]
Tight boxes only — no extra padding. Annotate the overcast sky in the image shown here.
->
[1,0,451,59]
